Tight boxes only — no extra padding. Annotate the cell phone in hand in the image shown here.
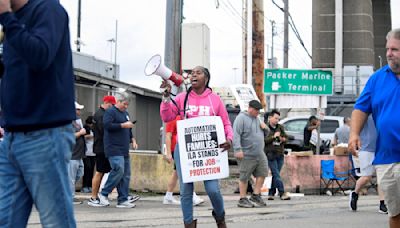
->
[132,120,137,124]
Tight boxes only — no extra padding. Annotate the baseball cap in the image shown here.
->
[103,95,116,104]
[75,101,84,110]
[249,100,262,110]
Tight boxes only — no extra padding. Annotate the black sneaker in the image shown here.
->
[379,204,388,214]
[73,198,83,205]
[249,194,267,207]
[238,197,254,208]
[128,194,140,203]
[349,191,358,211]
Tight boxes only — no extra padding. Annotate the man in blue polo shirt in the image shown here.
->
[349,28,400,228]
[98,92,138,208]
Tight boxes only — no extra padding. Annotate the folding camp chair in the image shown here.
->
[348,154,360,182]
[320,160,349,195]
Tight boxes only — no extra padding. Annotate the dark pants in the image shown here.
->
[82,156,96,188]
[268,154,285,196]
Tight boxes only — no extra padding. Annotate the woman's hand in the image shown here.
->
[160,80,172,97]
[164,153,173,164]
[219,140,232,152]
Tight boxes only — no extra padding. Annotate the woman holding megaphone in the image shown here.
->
[160,66,232,228]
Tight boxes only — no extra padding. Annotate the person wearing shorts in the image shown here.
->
[233,100,268,208]
[349,116,387,213]
[349,29,400,228]
[162,116,204,206]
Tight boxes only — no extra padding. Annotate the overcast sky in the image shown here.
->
[59,0,400,91]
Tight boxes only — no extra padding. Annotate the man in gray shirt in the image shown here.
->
[333,117,351,146]
[233,100,268,208]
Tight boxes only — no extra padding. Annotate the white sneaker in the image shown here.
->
[193,195,205,206]
[98,193,110,206]
[88,197,106,207]
[163,196,180,205]
[116,200,136,208]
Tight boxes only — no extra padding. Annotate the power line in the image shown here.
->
[271,0,312,59]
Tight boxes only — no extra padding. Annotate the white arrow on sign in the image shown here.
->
[271,82,281,91]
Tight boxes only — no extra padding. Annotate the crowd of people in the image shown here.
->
[0,0,398,227]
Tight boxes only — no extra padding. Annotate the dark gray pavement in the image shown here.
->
[27,192,388,227]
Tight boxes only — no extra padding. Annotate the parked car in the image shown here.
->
[279,115,344,152]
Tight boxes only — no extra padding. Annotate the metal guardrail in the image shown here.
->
[332,74,368,97]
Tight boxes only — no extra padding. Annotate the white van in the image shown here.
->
[279,115,344,152]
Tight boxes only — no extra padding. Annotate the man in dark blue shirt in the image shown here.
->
[0,0,76,227]
[98,92,138,208]
[349,28,400,228]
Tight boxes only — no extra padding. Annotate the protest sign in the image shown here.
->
[177,116,229,183]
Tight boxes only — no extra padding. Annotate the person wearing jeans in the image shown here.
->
[174,145,225,223]
[160,66,232,227]
[264,110,290,200]
[0,0,77,226]
[0,125,76,227]
[101,156,131,204]
[267,154,285,198]
[98,92,138,208]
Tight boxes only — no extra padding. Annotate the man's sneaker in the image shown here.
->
[280,192,291,200]
[98,193,110,206]
[249,194,267,207]
[379,204,388,214]
[349,191,358,211]
[238,197,254,208]
[116,200,136,208]
[163,196,181,205]
[88,197,106,207]
[73,198,82,205]
[193,195,205,206]
[128,194,140,203]
[267,196,274,200]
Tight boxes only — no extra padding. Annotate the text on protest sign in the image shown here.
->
[177,116,229,183]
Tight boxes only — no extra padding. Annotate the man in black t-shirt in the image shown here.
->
[88,96,115,207]
[303,116,320,153]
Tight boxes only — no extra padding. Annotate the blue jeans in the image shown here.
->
[268,154,285,196]
[174,144,225,224]
[0,124,76,228]
[68,159,84,197]
[101,155,131,204]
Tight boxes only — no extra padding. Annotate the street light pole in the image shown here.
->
[76,0,82,52]
[233,67,239,84]
[107,38,115,62]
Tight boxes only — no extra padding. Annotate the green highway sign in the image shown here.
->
[264,69,333,95]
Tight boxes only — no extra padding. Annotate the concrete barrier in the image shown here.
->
[129,151,206,193]
[128,151,354,195]
[281,154,354,194]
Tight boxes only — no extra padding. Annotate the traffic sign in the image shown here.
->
[264,69,333,95]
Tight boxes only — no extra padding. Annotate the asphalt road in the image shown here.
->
[27,193,388,227]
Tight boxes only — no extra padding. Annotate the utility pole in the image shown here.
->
[76,0,82,52]
[164,0,182,75]
[252,0,265,108]
[242,0,247,84]
[161,0,183,153]
[283,0,289,68]
[114,20,118,79]
[270,20,276,68]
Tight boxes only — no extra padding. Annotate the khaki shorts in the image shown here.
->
[237,155,268,181]
[375,163,400,217]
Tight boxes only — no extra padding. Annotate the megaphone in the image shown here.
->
[144,54,187,87]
